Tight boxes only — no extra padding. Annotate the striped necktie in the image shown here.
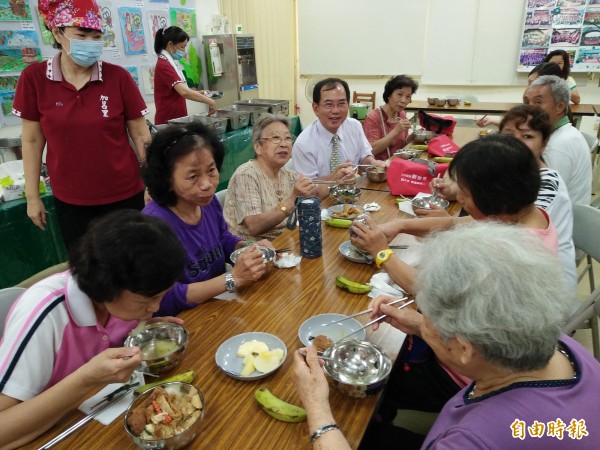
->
[330,134,340,173]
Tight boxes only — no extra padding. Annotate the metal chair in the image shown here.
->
[0,287,25,336]
[564,204,600,360]
[352,91,376,111]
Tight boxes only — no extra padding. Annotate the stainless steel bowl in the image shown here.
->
[124,322,188,375]
[124,382,205,450]
[329,185,362,204]
[323,340,392,398]
[365,166,387,183]
[230,245,276,272]
[410,130,437,144]
[411,195,450,211]
[427,97,437,106]
[394,149,422,160]
[435,98,447,107]
[447,98,460,106]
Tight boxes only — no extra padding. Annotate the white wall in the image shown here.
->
[0,0,221,139]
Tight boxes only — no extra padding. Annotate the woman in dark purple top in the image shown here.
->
[142,123,271,316]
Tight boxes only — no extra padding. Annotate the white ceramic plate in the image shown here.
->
[298,314,366,349]
[215,332,287,380]
[339,240,373,264]
[327,204,365,220]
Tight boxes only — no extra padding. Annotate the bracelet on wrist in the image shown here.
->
[310,423,340,444]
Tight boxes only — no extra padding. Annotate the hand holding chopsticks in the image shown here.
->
[322,297,408,327]
[340,299,415,341]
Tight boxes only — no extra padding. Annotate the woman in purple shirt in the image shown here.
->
[142,123,270,316]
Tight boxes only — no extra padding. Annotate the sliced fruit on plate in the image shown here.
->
[253,348,284,373]
[237,339,270,357]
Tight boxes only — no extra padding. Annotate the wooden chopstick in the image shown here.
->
[322,297,408,327]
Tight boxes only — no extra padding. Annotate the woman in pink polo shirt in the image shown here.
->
[0,210,186,448]
[13,0,151,250]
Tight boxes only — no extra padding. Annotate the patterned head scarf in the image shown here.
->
[38,0,102,31]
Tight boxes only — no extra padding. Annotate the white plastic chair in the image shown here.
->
[564,204,600,360]
[580,131,599,164]
[215,188,228,206]
[0,287,25,336]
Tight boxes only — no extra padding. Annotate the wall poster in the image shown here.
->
[518,0,600,72]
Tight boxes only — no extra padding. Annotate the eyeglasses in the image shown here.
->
[259,135,294,145]
[320,100,349,111]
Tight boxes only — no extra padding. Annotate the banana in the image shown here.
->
[325,218,353,228]
[410,144,429,151]
[254,387,307,423]
[134,369,196,396]
[432,157,453,163]
[336,275,372,294]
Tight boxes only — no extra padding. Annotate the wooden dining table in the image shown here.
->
[405,99,597,129]
[24,127,478,450]
[24,185,431,450]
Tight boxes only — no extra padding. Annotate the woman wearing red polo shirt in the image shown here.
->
[13,0,151,249]
[153,26,216,125]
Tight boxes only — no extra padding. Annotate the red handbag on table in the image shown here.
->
[387,158,449,196]
[418,109,457,135]
[427,135,461,157]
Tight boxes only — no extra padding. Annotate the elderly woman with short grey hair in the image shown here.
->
[293,222,599,449]
[223,114,316,240]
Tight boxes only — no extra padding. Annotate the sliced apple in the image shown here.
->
[253,348,284,373]
[237,340,270,357]
[241,353,256,376]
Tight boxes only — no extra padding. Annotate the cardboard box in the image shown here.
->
[0,160,46,202]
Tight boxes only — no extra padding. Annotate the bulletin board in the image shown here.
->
[0,0,202,127]
[518,0,600,72]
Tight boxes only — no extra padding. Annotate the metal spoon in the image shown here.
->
[297,348,368,373]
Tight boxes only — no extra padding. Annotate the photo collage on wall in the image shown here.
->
[0,0,200,126]
[519,0,600,72]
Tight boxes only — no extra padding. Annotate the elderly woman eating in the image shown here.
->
[362,75,419,160]
[351,134,558,294]
[223,114,315,240]
[0,210,186,448]
[293,222,600,449]
[142,123,270,317]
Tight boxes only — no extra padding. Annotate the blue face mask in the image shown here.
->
[172,49,187,61]
[62,31,103,67]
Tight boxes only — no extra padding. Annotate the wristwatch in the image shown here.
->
[225,273,236,293]
[375,249,394,269]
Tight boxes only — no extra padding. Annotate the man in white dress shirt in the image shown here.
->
[293,78,386,198]
[524,75,591,205]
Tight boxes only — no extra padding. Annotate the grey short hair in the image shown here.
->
[529,75,570,109]
[251,113,291,144]
[415,221,576,372]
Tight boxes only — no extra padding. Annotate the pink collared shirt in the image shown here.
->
[0,271,137,401]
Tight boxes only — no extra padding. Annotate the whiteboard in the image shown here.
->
[298,0,528,86]
[297,0,427,76]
